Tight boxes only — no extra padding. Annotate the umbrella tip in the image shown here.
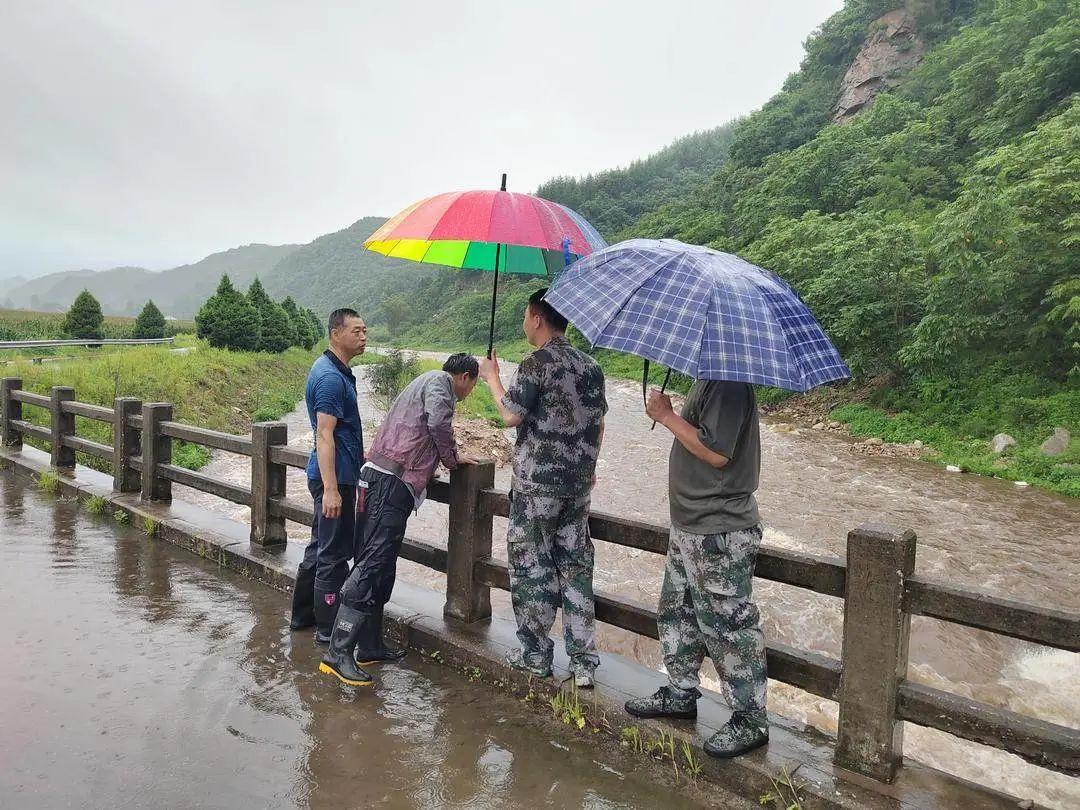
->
[500,173,507,191]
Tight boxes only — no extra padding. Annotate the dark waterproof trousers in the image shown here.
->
[340,469,414,612]
[291,479,359,623]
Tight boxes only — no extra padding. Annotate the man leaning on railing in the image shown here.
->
[318,352,480,688]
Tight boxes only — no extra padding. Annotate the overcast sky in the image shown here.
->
[1,0,843,279]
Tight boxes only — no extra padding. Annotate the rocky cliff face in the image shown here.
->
[834,7,925,122]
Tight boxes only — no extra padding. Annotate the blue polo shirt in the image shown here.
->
[305,350,364,485]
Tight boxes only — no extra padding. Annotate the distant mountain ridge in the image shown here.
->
[3,243,300,318]
[2,218,433,321]
[261,217,439,319]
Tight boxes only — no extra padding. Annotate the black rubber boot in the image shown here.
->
[289,566,316,631]
[318,606,374,687]
[355,606,407,665]
[313,586,339,645]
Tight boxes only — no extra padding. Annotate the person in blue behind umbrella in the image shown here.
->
[624,379,769,759]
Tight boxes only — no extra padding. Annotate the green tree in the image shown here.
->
[369,349,422,411]
[380,295,412,337]
[247,278,294,353]
[904,100,1079,381]
[304,307,324,341]
[281,296,316,349]
[195,274,260,351]
[745,211,925,378]
[132,299,167,339]
[62,289,105,339]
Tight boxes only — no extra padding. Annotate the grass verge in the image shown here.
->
[7,338,317,473]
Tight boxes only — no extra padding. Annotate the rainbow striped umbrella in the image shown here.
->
[364,175,606,353]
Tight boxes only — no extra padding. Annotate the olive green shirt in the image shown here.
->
[668,380,760,534]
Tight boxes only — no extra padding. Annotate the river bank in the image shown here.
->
[6,340,315,470]
[377,337,1077,498]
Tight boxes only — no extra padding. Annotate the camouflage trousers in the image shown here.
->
[506,492,599,675]
[658,524,767,713]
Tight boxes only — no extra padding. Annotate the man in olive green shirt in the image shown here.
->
[625,379,768,760]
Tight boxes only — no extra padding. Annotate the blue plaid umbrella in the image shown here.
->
[546,238,851,392]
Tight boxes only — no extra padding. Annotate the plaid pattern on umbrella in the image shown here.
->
[545,239,851,391]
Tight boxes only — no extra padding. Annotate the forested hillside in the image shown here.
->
[624,0,1077,387]
[260,217,436,317]
[537,0,1078,494]
[536,125,737,237]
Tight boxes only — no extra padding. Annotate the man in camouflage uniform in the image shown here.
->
[479,288,607,687]
[625,380,769,759]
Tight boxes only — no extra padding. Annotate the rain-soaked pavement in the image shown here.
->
[0,472,711,809]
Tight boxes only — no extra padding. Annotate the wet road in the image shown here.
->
[0,472,709,809]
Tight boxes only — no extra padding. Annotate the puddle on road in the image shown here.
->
[0,473,712,809]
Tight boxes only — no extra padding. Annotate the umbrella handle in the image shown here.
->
[649,367,673,430]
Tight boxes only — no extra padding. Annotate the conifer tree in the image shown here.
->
[132,299,167,339]
[62,290,105,339]
[247,278,293,353]
[195,274,260,351]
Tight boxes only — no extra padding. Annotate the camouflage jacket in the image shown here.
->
[502,335,607,498]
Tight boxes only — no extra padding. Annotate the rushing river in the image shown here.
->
[176,349,1080,808]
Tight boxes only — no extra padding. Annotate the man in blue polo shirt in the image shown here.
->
[289,308,367,644]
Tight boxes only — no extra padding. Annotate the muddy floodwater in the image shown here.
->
[0,473,712,809]
[168,350,1078,808]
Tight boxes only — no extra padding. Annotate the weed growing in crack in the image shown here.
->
[113,509,129,525]
[86,494,108,515]
[759,766,805,809]
[681,740,703,778]
[550,682,587,730]
[37,470,59,494]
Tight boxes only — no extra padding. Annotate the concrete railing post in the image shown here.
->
[1,377,22,448]
[250,421,288,547]
[444,460,495,624]
[113,397,142,493]
[140,403,173,502]
[50,386,76,469]
[835,523,917,782]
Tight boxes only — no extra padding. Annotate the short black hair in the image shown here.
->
[443,353,479,378]
[328,308,361,335]
[527,288,568,332]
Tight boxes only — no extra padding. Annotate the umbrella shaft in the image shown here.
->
[487,242,501,358]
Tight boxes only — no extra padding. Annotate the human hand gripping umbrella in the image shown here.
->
[364,174,606,357]
[544,238,851,426]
